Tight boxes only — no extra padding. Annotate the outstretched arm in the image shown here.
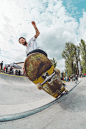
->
[32,21,40,38]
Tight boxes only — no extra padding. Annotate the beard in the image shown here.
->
[23,41,27,46]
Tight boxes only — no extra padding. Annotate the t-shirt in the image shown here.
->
[26,36,38,55]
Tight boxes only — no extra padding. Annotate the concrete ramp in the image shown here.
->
[0,73,30,85]
[0,78,86,129]
[0,73,82,122]
[0,73,55,121]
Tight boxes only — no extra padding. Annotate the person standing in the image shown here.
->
[4,66,6,72]
[10,67,13,74]
[1,61,3,70]
[6,66,8,73]
[75,74,78,84]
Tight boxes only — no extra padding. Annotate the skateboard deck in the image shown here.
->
[24,52,66,98]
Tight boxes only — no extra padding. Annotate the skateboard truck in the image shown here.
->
[36,72,56,90]
[42,72,49,80]
[41,72,56,86]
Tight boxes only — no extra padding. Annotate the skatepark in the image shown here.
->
[0,73,86,129]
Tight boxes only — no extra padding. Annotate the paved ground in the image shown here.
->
[0,73,55,117]
[0,73,85,129]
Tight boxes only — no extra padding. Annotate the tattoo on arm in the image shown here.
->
[35,27,39,33]
[35,27,40,38]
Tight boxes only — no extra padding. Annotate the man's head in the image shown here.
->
[19,37,27,46]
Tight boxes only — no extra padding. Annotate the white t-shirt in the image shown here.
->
[26,36,37,55]
[26,36,46,55]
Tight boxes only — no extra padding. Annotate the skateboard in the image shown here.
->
[24,52,68,98]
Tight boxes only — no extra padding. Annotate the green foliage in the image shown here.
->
[50,58,57,68]
[62,42,80,76]
[79,39,86,73]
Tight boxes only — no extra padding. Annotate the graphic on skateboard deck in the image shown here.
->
[24,52,67,98]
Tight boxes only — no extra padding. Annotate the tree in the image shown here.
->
[74,45,80,74]
[50,58,57,68]
[79,39,86,73]
[62,42,75,76]
[62,42,80,76]
[80,40,86,73]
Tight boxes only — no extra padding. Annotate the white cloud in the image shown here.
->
[0,0,85,72]
[78,11,86,42]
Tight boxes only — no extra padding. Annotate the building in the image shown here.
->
[5,62,24,75]
[13,62,24,75]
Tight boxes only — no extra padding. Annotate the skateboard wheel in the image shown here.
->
[62,82,66,87]
[36,83,43,90]
[54,68,59,74]
[65,89,68,93]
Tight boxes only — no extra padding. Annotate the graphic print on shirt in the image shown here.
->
[26,36,37,55]
[28,42,31,47]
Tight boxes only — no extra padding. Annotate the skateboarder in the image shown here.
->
[19,21,47,57]
[19,21,68,94]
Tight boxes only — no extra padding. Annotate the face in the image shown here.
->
[19,38,27,46]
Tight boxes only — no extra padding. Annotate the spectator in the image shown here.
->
[18,70,21,76]
[80,74,82,78]
[10,67,13,75]
[4,66,6,72]
[17,70,19,75]
[6,66,8,73]
[15,70,19,75]
[23,67,26,76]
[1,61,3,70]
[15,70,17,75]
[75,75,78,84]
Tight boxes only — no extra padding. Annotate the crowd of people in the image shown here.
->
[0,61,85,80]
[0,61,25,76]
[61,74,83,84]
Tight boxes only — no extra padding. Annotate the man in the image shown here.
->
[1,61,3,70]
[19,21,68,93]
[75,74,78,84]
[19,21,47,57]
[6,66,8,73]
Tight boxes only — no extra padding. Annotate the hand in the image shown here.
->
[31,21,36,27]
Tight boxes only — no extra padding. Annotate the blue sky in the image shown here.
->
[0,0,86,72]
[62,0,86,22]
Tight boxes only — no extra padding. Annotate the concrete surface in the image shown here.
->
[0,73,55,120]
[0,73,85,129]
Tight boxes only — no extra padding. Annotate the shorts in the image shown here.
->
[27,49,47,57]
